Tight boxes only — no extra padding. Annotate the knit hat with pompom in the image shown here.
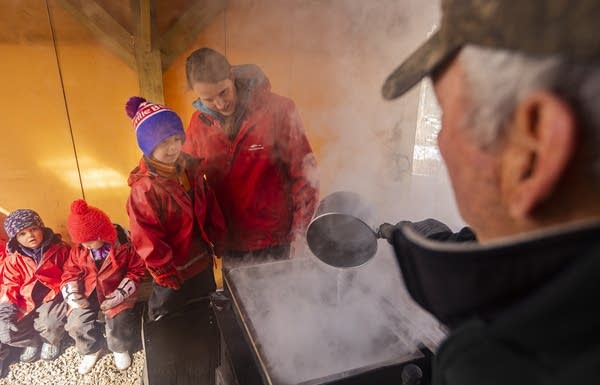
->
[4,209,44,241]
[125,96,185,157]
[67,199,116,244]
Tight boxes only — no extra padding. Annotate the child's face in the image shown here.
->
[16,225,44,249]
[81,240,104,250]
[152,135,183,165]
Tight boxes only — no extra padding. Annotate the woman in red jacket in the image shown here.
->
[0,209,70,364]
[62,199,145,374]
[184,48,319,268]
[125,96,225,322]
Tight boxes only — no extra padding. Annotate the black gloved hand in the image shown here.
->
[400,218,475,242]
[378,222,399,241]
[378,219,454,243]
[378,221,413,243]
[408,219,452,238]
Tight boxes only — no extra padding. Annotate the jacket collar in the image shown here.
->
[391,221,600,327]
[128,153,197,185]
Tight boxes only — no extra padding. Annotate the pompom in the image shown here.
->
[125,96,146,118]
[71,199,89,215]
[67,200,116,243]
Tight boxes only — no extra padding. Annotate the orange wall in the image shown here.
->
[0,0,139,237]
[0,0,441,239]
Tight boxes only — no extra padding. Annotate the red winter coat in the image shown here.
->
[0,239,6,269]
[127,153,226,287]
[1,235,70,320]
[61,239,146,318]
[0,223,7,276]
[183,65,319,251]
[0,240,6,292]
[0,217,7,291]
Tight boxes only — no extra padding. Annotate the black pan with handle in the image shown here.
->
[306,191,386,268]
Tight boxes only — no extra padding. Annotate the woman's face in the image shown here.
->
[192,78,237,117]
[16,225,44,249]
[152,135,183,165]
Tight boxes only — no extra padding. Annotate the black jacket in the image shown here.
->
[389,220,600,385]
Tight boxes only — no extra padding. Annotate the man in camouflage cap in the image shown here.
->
[380,1,600,384]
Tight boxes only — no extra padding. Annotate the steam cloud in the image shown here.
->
[223,0,466,384]
[228,247,446,384]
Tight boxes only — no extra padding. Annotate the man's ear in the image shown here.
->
[503,92,577,219]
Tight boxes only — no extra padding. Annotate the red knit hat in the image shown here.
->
[67,199,117,244]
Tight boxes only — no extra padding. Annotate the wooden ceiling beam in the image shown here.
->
[55,0,228,101]
[160,0,228,71]
[53,0,135,69]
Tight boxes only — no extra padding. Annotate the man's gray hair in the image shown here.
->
[459,45,600,174]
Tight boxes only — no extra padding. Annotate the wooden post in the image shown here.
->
[133,0,164,103]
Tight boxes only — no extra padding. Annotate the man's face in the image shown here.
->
[192,78,237,117]
[16,225,44,249]
[152,135,183,165]
[432,59,511,240]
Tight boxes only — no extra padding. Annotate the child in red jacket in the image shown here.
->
[0,209,70,364]
[125,96,225,321]
[62,199,145,374]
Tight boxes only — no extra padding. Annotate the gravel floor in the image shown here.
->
[0,346,144,385]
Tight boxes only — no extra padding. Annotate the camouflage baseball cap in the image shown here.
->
[382,0,600,100]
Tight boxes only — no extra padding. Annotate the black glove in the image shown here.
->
[378,219,453,243]
[378,222,402,242]
[408,219,479,242]
[407,219,452,238]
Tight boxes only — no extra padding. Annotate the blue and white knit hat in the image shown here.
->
[125,96,185,157]
[4,209,44,240]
